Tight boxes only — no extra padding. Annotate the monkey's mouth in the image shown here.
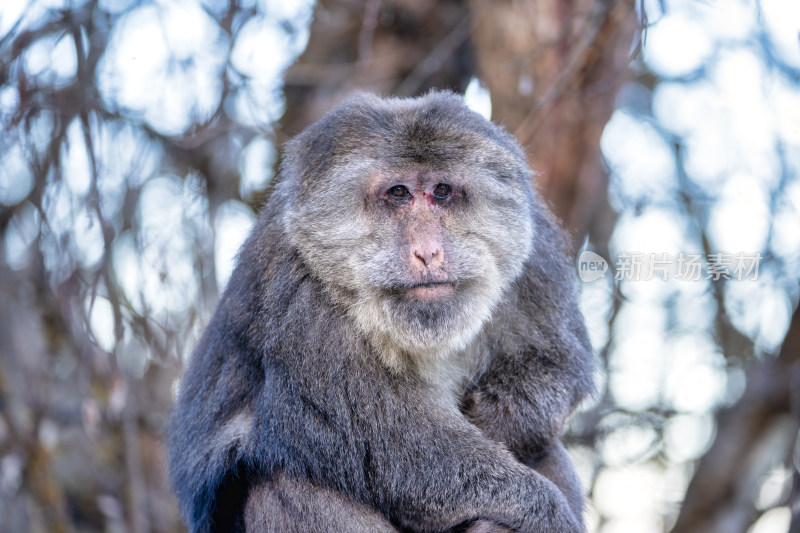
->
[403,281,456,300]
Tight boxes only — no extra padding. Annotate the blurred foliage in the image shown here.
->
[0,0,309,530]
[0,1,799,533]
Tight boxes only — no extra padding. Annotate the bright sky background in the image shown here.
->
[1,0,799,532]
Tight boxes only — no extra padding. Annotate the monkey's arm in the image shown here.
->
[244,473,399,533]
[242,352,583,533]
[462,316,592,463]
[241,445,577,533]
[460,308,591,529]
[331,385,583,533]
[527,440,584,519]
[459,358,588,532]
[242,448,579,533]
[459,441,582,533]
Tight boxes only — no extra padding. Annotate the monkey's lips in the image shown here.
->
[403,281,456,300]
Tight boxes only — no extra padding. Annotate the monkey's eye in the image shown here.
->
[432,183,452,201]
[387,185,412,201]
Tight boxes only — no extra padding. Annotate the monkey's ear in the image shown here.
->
[277,128,323,192]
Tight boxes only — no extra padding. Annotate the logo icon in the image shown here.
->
[577,251,608,282]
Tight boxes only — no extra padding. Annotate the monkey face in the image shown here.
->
[281,92,535,361]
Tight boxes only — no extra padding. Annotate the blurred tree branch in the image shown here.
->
[671,302,800,533]
[2,1,799,532]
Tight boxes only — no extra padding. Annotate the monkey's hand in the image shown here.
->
[462,392,586,532]
[473,480,584,533]
[463,519,513,532]
[520,476,585,533]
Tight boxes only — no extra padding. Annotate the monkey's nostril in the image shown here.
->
[413,249,442,268]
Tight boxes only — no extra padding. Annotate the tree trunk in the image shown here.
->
[470,0,637,239]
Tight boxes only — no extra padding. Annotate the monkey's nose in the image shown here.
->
[413,247,443,269]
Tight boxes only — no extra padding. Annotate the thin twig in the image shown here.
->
[395,16,470,97]
[357,0,381,65]
[514,0,612,144]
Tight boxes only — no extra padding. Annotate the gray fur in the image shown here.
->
[167,91,594,532]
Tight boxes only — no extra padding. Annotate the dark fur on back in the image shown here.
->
[168,91,594,533]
